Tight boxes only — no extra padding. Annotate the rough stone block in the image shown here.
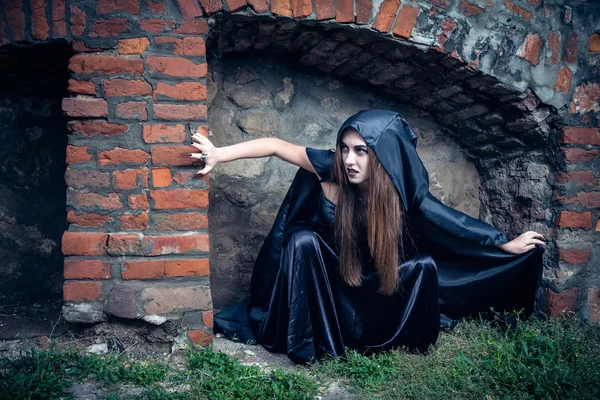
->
[141,285,212,315]
[107,284,138,319]
[62,302,107,323]
[546,287,579,317]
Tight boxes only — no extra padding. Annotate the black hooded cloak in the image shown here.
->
[214,110,544,364]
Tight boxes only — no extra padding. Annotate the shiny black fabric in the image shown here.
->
[214,110,544,364]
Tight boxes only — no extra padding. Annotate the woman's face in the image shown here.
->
[340,128,370,186]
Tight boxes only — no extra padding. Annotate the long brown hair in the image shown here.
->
[331,138,411,295]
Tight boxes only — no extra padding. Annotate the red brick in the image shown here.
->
[176,0,203,19]
[143,124,186,143]
[140,19,175,32]
[188,330,212,346]
[563,148,599,163]
[564,32,578,64]
[559,249,591,265]
[437,18,458,48]
[3,2,26,41]
[165,259,209,276]
[70,6,86,37]
[516,34,542,66]
[52,0,67,36]
[141,285,211,314]
[66,145,92,164]
[152,168,172,187]
[151,189,208,209]
[64,260,111,280]
[113,169,149,189]
[554,211,592,228]
[576,192,600,208]
[459,0,484,16]
[116,101,148,120]
[147,0,166,13]
[226,0,247,12]
[372,0,401,33]
[31,0,50,40]
[151,145,198,166]
[129,193,149,211]
[67,210,110,227]
[71,40,100,52]
[71,192,123,210]
[270,0,292,16]
[65,169,110,188]
[589,288,600,323]
[63,281,105,302]
[355,0,371,24]
[97,0,140,14]
[546,287,579,317]
[247,0,269,14]
[199,0,223,14]
[121,213,149,231]
[62,232,108,256]
[561,127,600,145]
[154,82,206,101]
[504,0,530,20]
[172,19,208,34]
[103,79,152,96]
[122,260,163,279]
[570,82,600,115]
[392,6,419,39]
[590,33,600,53]
[173,170,209,185]
[69,55,144,75]
[119,37,150,54]
[335,0,353,22]
[555,67,572,94]
[597,218,600,232]
[68,79,96,95]
[428,0,448,8]
[154,212,208,231]
[108,233,142,255]
[147,56,207,78]
[62,98,108,117]
[68,120,128,136]
[554,171,597,186]
[90,18,129,37]
[154,104,207,121]
[98,148,150,166]
[202,310,213,328]
[546,31,560,65]
[154,36,206,56]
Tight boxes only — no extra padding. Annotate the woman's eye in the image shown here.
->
[357,148,367,154]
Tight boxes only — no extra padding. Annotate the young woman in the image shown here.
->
[189,110,546,364]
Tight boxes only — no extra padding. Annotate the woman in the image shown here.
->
[189,110,546,364]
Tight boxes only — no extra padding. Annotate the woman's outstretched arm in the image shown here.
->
[188,130,317,176]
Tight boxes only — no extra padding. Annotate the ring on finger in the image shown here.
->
[200,153,209,162]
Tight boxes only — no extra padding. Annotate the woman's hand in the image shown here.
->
[189,130,219,175]
[496,231,546,255]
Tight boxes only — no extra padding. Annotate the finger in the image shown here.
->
[529,239,546,246]
[190,143,208,152]
[191,133,206,144]
[188,153,206,159]
[197,164,213,175]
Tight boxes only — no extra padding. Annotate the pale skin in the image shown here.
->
[190,128,546,255]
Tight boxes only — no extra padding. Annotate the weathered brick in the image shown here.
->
[140,19,175,33]
[119,37,150,54]
[107,283,137,318]
[66,145,92,164]
[68,79,96,95]
[144,234,209,255]
[154,36,206,56]
[62,98,108,117]
[97,0,140,14]
[355,0,371,23]
[589,288,600,323]
[154,104,207,121]
[71,40,100,52]
[564,32,578,64]
[392,6,419,39]
[3,2,26,41]
[129,193,149,211]
[121,213,149,231]
[199,0,223,13]
[63,281,105,302]
[563,148,599,163]
[554,211,592,228]
[555,67,572,94]
[143,124,186,143]
[113,169,149,189]
[122,260,163,279]
[151,189,208,209]
[270,0,292,16]
[147,0,166,13]
[31,0,50,40]
[64,260,111,280]
[428,0,448,8]
[372,0,401,33]
[62,232,108,256]
[188,329,212,346]
[554,171,596,186]
[154,212,208,231]
[561,127,600,145]
[146,56,207,78]
[69,55,144,75]
[165,259,209,276]
[335,0,353,22]
[116,101,148,120]
[67,210,110,227]
[570,82,600,115]
[516,34,542,66]
[71,192,123,210]
[504,0,530,20]
[69,6,86,36]
[151,145,197,166]
[559,249,591,265]
[459,0,483,15]
[202,310,213,328]
[52,0,67,36]
[173,170,210,185]
[590,33,600,53]
[108,233,142,255]
[65,169,110,188]
[226,0,247,12]
[546,31,560,65]
[546,287,579,317]
[68,120,128,136]
[172,19,208,34]
[176,0,203,19]
[152,169,172,187]
[141,285,212,314]
[98,148,150,166]
[104,79,152,97]
[247,0,269,14]
[90,18,129,37]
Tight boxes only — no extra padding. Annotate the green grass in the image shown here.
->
[1,315,599,399]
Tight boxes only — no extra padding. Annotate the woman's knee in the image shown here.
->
[283,223,320,250]
[402,254,437,277]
